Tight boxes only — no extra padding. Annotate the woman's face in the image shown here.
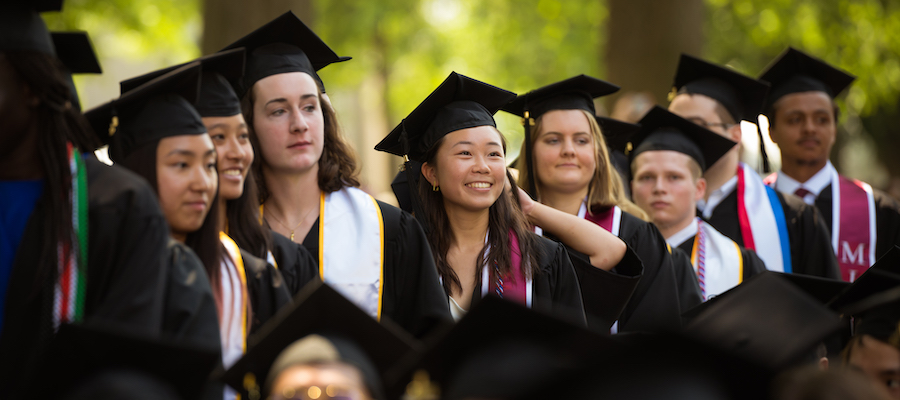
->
[204,114,252,201]
[156,134,218,240]
[422,126,506,213]
[531,109,597,196]
[251,72,324,175]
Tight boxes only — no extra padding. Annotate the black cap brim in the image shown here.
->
[502,74,620,119]
[119,48,245,94]
[627,105,737,172]
[759,47,856,112]
[672,53,770,122]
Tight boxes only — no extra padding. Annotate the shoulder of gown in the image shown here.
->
[269,230,318,295]
[776,191,840,279]
[161,239,221,351]
[238,249,291,334]
[532,236,588,327]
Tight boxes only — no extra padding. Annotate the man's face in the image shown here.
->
[847,334,900,399]
[768,91,837,167]
[631,150,705,233]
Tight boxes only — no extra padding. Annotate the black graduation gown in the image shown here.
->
[467,236,590,326]
[562,241,644,331]
[814,183,900,262]
[1,157,169,393]
[162,239,220,349]
[269,230,318,295]
[674,236,768,284]
[603,210,701,333]
[239,249,292,334]
[702,189,840,279]
[669,247,704,314]
[302,200,451,338]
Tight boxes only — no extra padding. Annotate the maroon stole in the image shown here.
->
[485,230,529,306]
[833,174,876,282]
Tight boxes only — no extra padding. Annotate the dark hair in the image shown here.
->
[225,171,271,259]
[418,130,541,295]
[119,140,224,297]
[4,51,101,297]
[241,78,360,204]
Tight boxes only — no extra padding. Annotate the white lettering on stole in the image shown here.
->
[840,241,867,266]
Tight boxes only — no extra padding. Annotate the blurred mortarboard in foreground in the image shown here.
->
[51,31,101,111]
[684,272,843,370]
[671,53,770,123]
[221,11,350,98]
[626,105,736,173]
[828,246,900,312]
[220,280,418,400]
[827,246,900,342]
[83,62,204,157]
[0,0,63,55]
[376,71,516,163]
[120,48,246,118]
[759,47,855,117]
[29,322,219,400]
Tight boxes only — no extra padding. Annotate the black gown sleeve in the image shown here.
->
[873,189,900,259]
[566,241,642,332]
[532,237,588,326]
[269,230,318,295]
[378,202,451,339]
[779,192,840,279]
[614,214,688,333]
[161,239,221,350]
[241,250,292,334]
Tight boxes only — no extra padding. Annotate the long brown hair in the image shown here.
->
[516,109,648,221]
[225,172,271,259]
[241,77,360,204]
[418,129,541,295]
[5,51,101,297]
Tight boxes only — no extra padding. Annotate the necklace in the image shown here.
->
[262,203,317,241]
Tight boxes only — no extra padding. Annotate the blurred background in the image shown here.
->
[43,0,900,204]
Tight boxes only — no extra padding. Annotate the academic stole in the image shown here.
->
[219,233,249,352]
[482,230,531,307]
[766,169,876,282]
[690,218,743,301]
[319,187,385,320]
[53,143,88,330]
[736,163,792,273]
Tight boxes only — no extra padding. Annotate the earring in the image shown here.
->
[432,185,440,192]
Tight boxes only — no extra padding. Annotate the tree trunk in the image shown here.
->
[605,0,705,110]
[201,0,314,54]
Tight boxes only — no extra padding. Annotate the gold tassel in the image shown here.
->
[108,116,119,136]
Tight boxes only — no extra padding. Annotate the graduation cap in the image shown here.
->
[828,246,900,312]
[83,62,204,157]
[404,296,620,400]
[29,323,219,400]
[220,11,351,98]
[0,0,62,55]
[50,31,102,112]
[219,280,418,400]
[595,115,640,153]
[120,48,246,118]
[758,47,856,115]
[684,272,844,370]
[626,105,737,173]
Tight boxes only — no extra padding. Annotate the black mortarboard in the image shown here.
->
[120,48,246,118]
[595,115,640,152]
[376,72,517,162]
[50,31,101,111]
[843,284,900,343]
[221,11,351,98]
[828,246,900,312]
[684,272,843,370]
[405,296,619,400]
[0,1,62,55]
[220,281,417,400]
[759,47,856,115]
[30,323,219,400]
[627,105,737,172]
[83,62,204,157]
[672,54,770,123]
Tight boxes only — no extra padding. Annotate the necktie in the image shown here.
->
[795,187,812,198]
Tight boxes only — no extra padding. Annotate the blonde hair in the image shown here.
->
[516,109,649,221]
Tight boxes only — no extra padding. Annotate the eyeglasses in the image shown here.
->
[686,117,732,130]
[271,385,357,400]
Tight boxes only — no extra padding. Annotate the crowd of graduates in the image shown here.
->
[2,2,900,400]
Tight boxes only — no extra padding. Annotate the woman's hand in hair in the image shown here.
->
[505,170,535,216]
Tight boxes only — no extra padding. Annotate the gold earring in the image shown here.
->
[433,185,440,192]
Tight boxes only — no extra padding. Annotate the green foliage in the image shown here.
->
[704,0,900,117]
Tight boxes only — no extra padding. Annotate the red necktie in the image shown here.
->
[795,187,812,198]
